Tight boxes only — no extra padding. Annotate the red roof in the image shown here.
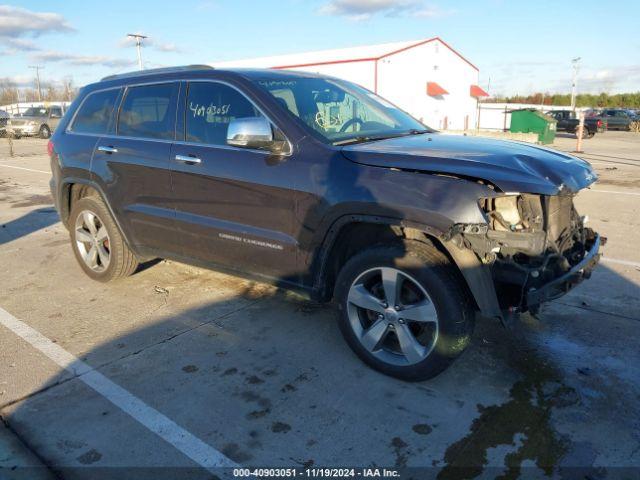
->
[270,37,478,72]
[427,82,448,96]
[470,85,489,98]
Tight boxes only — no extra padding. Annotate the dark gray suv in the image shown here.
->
[48,66,601,380]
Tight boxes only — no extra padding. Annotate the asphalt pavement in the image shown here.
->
[0,132,639,479]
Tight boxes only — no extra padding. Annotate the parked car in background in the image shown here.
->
[625,109,640,121]
[6,105,65,139]
[598,109,633,131]
[0,109,8,137]
[546,110,603,138]
[48,66,602,380]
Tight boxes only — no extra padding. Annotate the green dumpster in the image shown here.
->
[510,109,557,144]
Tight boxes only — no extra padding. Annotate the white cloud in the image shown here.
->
[577,65,640,93]
[31,50,72,62]
[0,5,74,37]
[486,61,640,96]
[118,34,183,53]
[31,50,135,68]
[413,5,455,17]
[154,42,181,53]
[1,37,41,55]
[318,0,451,20]
[4,38,40,51]
[319,0,415,19]
[0,74,36,87]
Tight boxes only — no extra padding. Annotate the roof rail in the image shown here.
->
[101,65,214,82]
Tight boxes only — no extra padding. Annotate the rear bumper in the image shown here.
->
[526,234,601,307]
[49,177,61,217]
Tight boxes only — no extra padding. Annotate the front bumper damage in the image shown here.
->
[445,191,604,319]
[526,233,600,306]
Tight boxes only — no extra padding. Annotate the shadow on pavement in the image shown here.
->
[0,208,58,246]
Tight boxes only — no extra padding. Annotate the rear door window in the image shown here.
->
[185,82,262,146]
[118,83,178,140]
[70,89,119,134]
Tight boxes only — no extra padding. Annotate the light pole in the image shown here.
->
[28,65,44,101]
[570,57,581,111]
[127,33,148,70]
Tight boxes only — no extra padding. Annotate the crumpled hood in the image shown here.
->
[341,133,597,195]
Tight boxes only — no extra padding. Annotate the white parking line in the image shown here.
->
[602,257,640,268]
[587,188,640,197]
[0,307,236,471]
[0,164,50,174]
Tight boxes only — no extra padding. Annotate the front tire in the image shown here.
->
[69,196,138,282]
[334,240,474,381]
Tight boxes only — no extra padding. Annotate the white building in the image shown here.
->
[213,37,488,131]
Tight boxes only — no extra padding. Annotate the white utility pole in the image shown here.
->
[127,33,148,70]
[28,65,44,101]
[570,57,581,111]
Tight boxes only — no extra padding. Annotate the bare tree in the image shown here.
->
[0,80,20,105]
[0,79,79,105]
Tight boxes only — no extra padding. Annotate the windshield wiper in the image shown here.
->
[333,129,432,146]
[333,136,385,146]
[406,129,432,135]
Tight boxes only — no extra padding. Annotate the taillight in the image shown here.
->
[47,139,54,157]
[597,119,602,127]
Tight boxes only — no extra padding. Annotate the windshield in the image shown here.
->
[253,77,430,144]
[23,107,48,117]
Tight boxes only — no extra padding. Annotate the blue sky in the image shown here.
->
[2,0,639,96]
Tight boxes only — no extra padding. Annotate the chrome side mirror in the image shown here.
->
[227,117,290,155]
[227,117,275,149]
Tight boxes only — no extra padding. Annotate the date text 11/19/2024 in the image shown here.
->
[233,467,401,478]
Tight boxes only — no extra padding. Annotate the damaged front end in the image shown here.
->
[450,191,602,315]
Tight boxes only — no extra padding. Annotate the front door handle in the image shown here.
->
[175,154,202,165]
[97,146,118,154]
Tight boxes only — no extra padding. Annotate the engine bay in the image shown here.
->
[454,192,600,312]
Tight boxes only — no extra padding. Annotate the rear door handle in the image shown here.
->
[97,146,118,154]
[175,154,202,165]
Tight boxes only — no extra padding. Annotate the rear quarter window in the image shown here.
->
[70,89,120,134]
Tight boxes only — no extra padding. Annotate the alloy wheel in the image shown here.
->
[74,210,111,272]
[346,267,439,366]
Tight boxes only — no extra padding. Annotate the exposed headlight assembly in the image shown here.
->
[480,194,544,233]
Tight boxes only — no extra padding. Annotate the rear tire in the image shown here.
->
[334,240,475,381]
[69,196,138,282]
